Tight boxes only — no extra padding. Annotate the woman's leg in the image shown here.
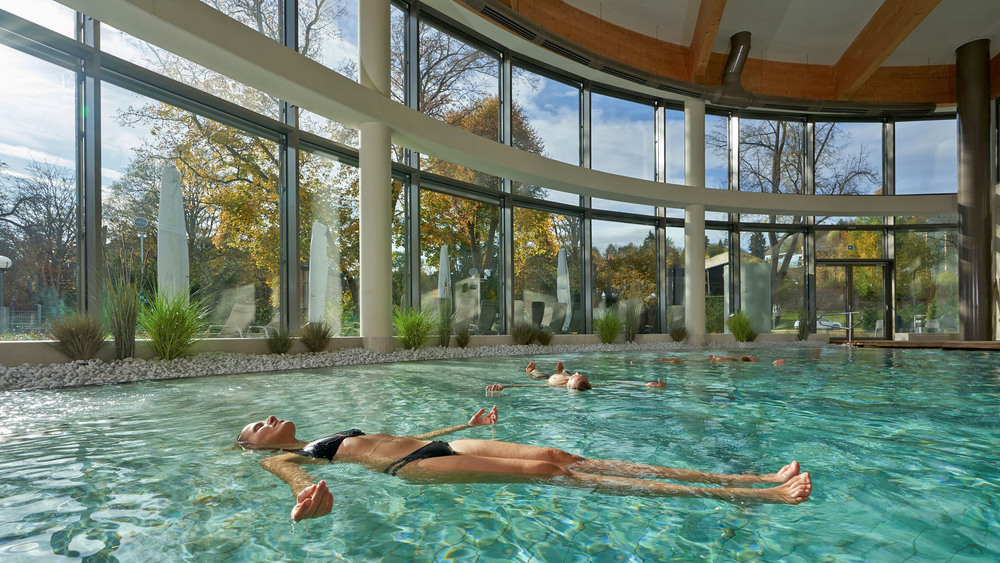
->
[568,459,802,485]
[450,439,800,485]
[565,471,812,504]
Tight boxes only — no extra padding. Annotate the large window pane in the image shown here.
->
[815,122,882,195]
[739,230,804,334]
[197,0,279,40]
[591,92,655,214]
[738,118,804,224]
[512,66,580,205]
[705,229,730,333]
[0,46,77,338]
[895,119,957,194]
[664,226,685,330]
[592,220,657,333]
[513,207,582,333]
[815,230,884,259]
[299,0,360,146]
[418,21,499,183]
[895,230,958,333]
[102,24,281,119]
[664,107,685,184]
[102,84,280,333]
[706,113,729,189]
[0,0,76,37]
[299,151,360,334]
[419,190,502,335]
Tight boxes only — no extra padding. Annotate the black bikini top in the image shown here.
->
[296,429,366,460]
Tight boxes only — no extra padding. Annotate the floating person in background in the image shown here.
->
[236,407,812,521]
[773,359,786,367]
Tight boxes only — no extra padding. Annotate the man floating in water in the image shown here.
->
[237,407,811,521]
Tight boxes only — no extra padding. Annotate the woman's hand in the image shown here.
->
[291,480,332,522]
[468,405,498,426]
[485,384,505,393]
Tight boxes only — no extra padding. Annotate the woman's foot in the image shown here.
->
[763,472,811,504]
[761,461,800,484]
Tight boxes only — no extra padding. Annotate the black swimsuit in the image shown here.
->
[296,429,456,475]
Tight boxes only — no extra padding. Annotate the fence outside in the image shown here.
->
[0,305,46,334]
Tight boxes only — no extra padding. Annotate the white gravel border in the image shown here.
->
[0,340,831,392]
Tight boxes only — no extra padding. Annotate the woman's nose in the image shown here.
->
[267,415,277,423]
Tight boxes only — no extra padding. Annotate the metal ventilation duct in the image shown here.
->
[709,31,752,107]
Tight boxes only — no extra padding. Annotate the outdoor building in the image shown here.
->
[0,0,997,355]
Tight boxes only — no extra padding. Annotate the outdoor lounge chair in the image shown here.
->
[206,302,256,338]
[546,302,567,333]
[471,299,499,334]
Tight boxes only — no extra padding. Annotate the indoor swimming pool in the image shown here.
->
[1,347,997,561]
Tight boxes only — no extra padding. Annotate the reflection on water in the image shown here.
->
[0,348,998,560]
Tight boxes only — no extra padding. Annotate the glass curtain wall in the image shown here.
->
[739,230,804,333]
[895,119,958,194]
[663,226,685,330]
[512,207,583,333]
[298,151,361,334]
[419,189,502,335]
[895,230,959,334]
[101,83,281,333]
[0,0,76,37]
[705,228,730,333]
[299,0,360,146]
[417,20,500,189]
[591,220,658,333]
[0,45,77,335]
[511,65,580,205]
[737,117,805,224]
[591,92,655,214]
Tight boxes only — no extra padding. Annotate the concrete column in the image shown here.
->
[956,39,992,341]
[359,0,393,352]
[684,99,707,343]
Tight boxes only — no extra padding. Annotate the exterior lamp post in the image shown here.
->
[0,255,11,333]
[134,217,149,263]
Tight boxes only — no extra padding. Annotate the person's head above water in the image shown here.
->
[566,373,592,390]
[236,415,302,449]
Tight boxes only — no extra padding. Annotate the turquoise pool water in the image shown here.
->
[1,347,998,561]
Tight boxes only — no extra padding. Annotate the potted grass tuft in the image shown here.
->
[138,292,207,360]
[393,304,434,350]
[103,251,143,360]
[299,321,333,353]
[49,313,106,361]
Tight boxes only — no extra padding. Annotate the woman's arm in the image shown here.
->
[408,406,498,440]
[259,452,332,521]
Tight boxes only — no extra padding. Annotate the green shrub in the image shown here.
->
[706,296,725,333]
[454,326,471,348]
[595,310,622,344]
[537,326,553,346]
[266,328,293,354]
[797,314,810,341]
[49,313,105,361]
[393,305,435,350]
[622,301,641,343]
[437,301,453,347]
[299,322,333,353]
[728,310,757,343]
[669,323,687,342]
[103,253,142,360]
[138,292,207,360]
[511,320,537,345]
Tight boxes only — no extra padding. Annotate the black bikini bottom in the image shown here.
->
[384,441,455,476]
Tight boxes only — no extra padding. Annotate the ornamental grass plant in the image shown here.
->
[728,310,758,343]
[595,309,623,344]
[103,251,143,360]
[454,326,471,348]
[797,314,810,341]
[622,300,641,343]
[49,313,106,361]
[138,292,207,360]
[511,320,537,345]
[536,326,553,346]
[266,328,293,354]
[437,301,453,348]
[393,304,434,350]
[299,322,333,353]
[669,323,687,343]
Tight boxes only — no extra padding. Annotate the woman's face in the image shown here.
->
[239,415,297,446]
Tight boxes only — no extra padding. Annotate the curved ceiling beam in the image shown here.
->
[688,0,727,84]
[834,0,943,100]
[56,0,955,217]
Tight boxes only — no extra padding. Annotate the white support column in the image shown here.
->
[359,0,393,353]
[685,99,707,343]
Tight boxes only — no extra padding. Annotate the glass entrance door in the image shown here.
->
[815,263,887,339]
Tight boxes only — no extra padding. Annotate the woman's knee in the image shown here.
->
[540,447,584,466]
